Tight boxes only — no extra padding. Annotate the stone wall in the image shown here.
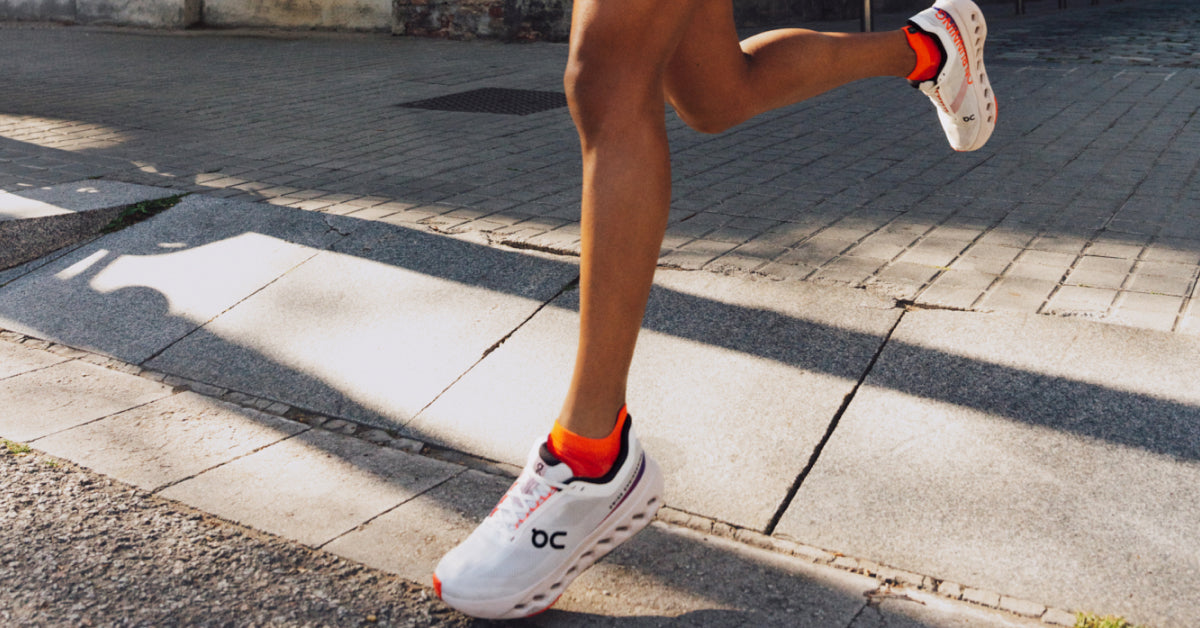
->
[394,0,568,40]
[0,0,200,26]
[78,0,201,27]
[0,0,76,21]
[204,0,391,31]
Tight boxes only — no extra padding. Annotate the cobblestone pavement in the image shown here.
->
[2,0,1199,334]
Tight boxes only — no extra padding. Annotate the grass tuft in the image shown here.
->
[1076,613,1150,628]
[101,194,188,234]
[3,439,32,455]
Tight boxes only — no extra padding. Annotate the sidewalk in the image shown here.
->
[2,1,1199,626]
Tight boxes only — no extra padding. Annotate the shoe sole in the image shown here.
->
[938,0,996,151]
[437,454,665,620]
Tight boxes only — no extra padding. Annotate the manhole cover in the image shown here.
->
[398,88,568,116]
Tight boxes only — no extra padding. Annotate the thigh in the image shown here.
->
[663,0,752,113]
[566,0,704,97]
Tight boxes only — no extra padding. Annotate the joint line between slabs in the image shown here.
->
[149,426,314,495]
[315,467,470,551]
[763,308,906,536]
[139,249,327,367]
[405,274,580,427]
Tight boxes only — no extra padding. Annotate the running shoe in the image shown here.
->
[909,0,996,151]
[433,418,663,619]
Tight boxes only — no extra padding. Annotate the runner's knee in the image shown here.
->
[564,58,662,140]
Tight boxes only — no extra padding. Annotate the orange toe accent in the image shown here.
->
[432,574,443,598]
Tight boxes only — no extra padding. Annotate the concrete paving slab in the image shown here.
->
[0,359,172,442]
[324,467,512,586]
[0,180,180,271]
[0,338,68,380]
[32,391,308,491]
[326,467,876,626]
[0,195,349,364]
[158,428,461,547]
[776,310,1200,628]
[145,218,579,429]
[538,525,874,626]
[0,239,90,288]
[414,269,902,530]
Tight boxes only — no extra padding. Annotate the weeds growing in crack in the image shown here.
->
[101,194,188,234]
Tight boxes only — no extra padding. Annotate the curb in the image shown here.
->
[0,181,183,271]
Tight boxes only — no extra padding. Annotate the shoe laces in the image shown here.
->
[488,471,565,536]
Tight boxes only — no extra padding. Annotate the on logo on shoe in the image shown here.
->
[531,529,567,549]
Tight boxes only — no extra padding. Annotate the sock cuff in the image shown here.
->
[904,24,943,83]
[547,405,628,479]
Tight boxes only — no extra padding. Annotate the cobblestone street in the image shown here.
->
[3,0,1199,334]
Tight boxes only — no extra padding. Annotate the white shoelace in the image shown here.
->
[489,472,564,536]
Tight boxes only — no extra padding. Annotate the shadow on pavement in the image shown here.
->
[2,200,1196,463]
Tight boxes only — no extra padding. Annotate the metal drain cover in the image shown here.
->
[398,88,568,116]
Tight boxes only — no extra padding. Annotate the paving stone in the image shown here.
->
[1127,268,1196,297]
[324,468,508,585]
[776,310,1200,628]
[897,238,966,269]
[1042,608,1078,627]
[867,262,940,300]
[0,359,172,442]
[811,256,885,285]
[999,596,1048,618]
[32,391,307,491]
[0,337,67,380]
[961,588,1001,608]
[979,277,1055,313]
[848,588,1047,628]
[413,269,900,530]
[1111,292,1185,332]
[1064,256,1135,290]
[916,271,996,310]
[0,196,346,364]
[159,429,460,548]
[146,216,578,431]
[1044,285,1118,316]
[948,253,1010,276]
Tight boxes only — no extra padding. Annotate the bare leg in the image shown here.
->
[556,0,701,437]
[559,0,921,438]
[667,0,917,133]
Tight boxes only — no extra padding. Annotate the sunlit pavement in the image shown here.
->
[2,1,1199,626]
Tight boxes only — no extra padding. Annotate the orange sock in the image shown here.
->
[904,25,943,83]
[546,406,628,479]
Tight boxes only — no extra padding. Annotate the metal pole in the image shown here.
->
[861,0,873,32]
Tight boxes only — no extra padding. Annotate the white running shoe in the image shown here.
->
[909,0,997,152]
[433,419,663,619]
